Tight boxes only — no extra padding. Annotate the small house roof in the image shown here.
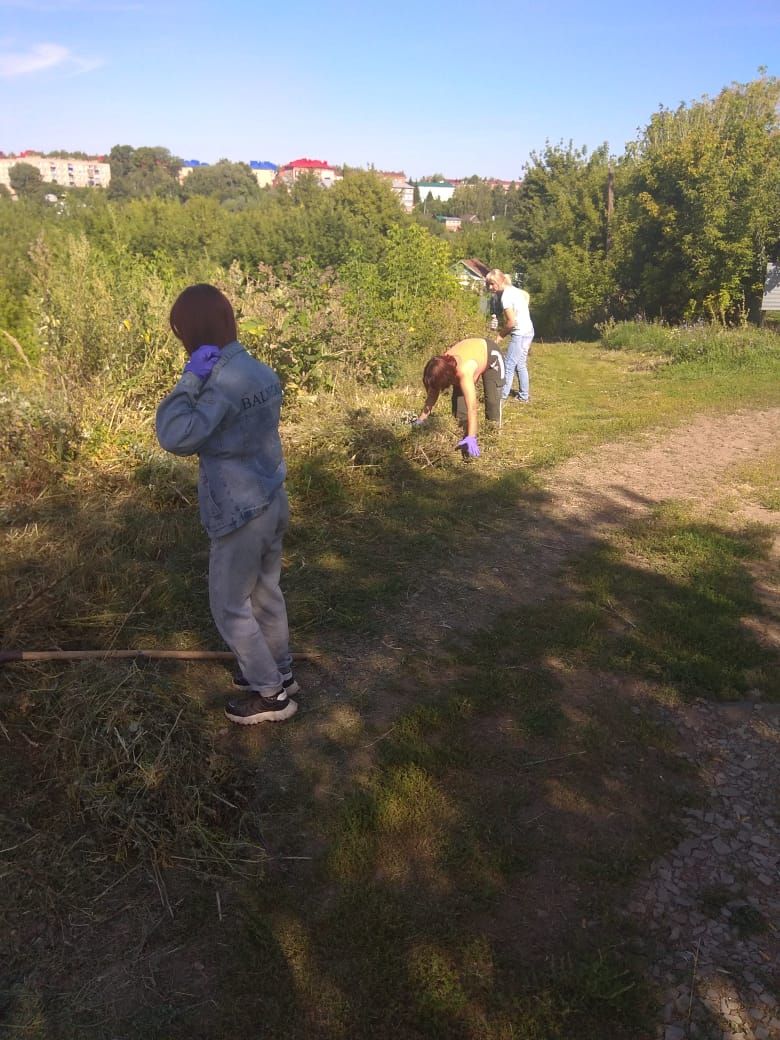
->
[282,157,334,170]
[457,258,490,278]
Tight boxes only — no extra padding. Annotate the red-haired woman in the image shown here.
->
[414,337,505,457]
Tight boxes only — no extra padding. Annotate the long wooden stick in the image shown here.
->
[0,649,316,665]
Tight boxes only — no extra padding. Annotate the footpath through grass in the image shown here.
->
[1,341,779,1038]
[279,340,780,634]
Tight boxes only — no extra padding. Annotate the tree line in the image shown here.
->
[1,74,778,361]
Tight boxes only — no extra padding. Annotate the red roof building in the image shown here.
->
[277,157,341,187]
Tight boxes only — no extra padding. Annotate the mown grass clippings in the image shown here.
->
[5,670,263,862]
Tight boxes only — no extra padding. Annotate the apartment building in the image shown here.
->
[277,158,341,188]
[416,179,456,204]
[0,152,110,191]
[178,159,206,182]
[376,171,415,213]
[249,160,278,188]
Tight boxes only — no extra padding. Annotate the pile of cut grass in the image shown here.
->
[1,660,266,929]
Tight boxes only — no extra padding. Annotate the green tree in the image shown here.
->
[379,222,460,324]
[9,162,46,199]
[328,170,404,260]
[493,184,523,221]
[331,169,402,232]
[510,141,615,337]
[108,145,182,200]
[449,177,495,221]
[182,160,262,208]
[45,150,90,159]
[455,222,516,272]
[614,73,780,322]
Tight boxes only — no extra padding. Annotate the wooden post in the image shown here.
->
[606,164,615,255]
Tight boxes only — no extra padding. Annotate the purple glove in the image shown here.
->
[457,435,480,457]
[184,344,221,380]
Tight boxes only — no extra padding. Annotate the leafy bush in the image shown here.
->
[221,260,407,391]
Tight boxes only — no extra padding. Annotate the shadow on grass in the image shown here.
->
[282,407,547,632]
[1,420,778,1039]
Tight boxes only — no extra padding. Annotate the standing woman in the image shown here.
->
[156,284,298,725]
[486,269,534,403]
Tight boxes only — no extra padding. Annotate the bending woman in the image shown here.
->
[415,337,505,457]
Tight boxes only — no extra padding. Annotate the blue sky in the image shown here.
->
[1,0,777,180]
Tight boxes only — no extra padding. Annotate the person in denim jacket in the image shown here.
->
[156,284,298,724]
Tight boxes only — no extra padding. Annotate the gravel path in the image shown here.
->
[527,408,780,1038]
[536,408,780,1039]
[625,700,780,1040]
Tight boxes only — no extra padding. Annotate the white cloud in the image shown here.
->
[0,41,103,76]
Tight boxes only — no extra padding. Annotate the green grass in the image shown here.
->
[599,318,780,365]
[731,454,780,510]
[1,337,779,1039]
[575,503,779,701]
[276,339,780,633]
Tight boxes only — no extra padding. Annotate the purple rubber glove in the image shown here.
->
[184,344,221,380]
[457,435,480,457]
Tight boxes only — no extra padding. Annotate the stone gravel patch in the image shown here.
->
[623,700,779,1040]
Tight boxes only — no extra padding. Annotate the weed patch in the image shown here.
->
[600,319,780,368]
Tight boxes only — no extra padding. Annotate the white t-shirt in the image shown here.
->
[500,285,534,337]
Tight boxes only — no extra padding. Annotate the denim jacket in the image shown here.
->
[156,341,286,539]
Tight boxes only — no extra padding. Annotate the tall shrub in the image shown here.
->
[29,231,176,387]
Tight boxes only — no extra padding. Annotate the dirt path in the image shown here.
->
[319,405,780,1040]
[379,406,780,651]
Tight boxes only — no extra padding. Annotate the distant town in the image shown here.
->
[0,150,520,221]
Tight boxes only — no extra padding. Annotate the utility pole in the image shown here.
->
[606,164,614,255]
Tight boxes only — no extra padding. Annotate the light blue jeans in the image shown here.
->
[208,489,293,694]
[502,333,533,401]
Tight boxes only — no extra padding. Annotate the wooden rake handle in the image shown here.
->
[0,649,316,665]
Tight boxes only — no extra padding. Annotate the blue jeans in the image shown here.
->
[502,333,533,401]
[208,489,293,694]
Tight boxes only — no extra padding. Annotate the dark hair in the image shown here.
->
[422,354,458,392]
[169,284,237,353]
